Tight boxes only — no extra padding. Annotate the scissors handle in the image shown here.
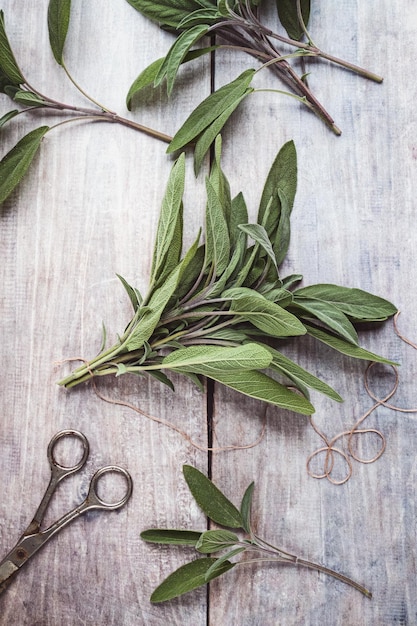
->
[48,430,90,477]
[26,430,90,535]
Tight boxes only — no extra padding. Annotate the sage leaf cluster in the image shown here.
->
[59,137,397,417]
[141,465,373,602]
[0,2,169,207]
[126,0,383,171]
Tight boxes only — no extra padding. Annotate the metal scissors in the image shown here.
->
[0,430,133,596]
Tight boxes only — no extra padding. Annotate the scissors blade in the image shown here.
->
[0,559,19,595]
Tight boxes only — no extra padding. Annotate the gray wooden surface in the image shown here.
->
[1,1,416,624]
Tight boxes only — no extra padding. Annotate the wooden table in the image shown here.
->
[1,2,416,624]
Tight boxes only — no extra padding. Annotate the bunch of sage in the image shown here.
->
[0,1,169,207]
[59,137,396,417]
[126,0,383,172]
[141,465,372,602]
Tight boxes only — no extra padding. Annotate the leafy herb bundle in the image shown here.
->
[0,1,170,207]
[126,0,383,172]
[59,137,396,416]
[141,465,372,602]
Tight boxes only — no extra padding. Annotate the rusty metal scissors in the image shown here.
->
[0,430,133,596]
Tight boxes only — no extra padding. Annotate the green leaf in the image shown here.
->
[126,47,217,110]
[167,69,255,153]
[141,529,202,545]
[196,529,239,553]
[205,177,231,275]
[293,296,359,344]
[204,547,245,580]
[281,273,303,290]
[202,368,314,414]
[230,192,248,247]
[150,153,185,285]
[177,7,220,28]
[0,126,49,205]
[305,323,398,365]
[0,109,19,128]
[147,369,175,390]
[183,465,244,528]
[126,257,189,351]
[193,91,250,174]
[258,140,297,233]
[240,482,255,534]
[238,223,278,274]
[274,188,292,265]
[155,24,210,95]
[276,0,311,40]
[225,289,306,337]
[150,557,235,603]
[0,10,24,85]
[161,343,273,373]
[293,284,397,321]
[13,90,47,107]
[126,0,212,29]
[116,274,142,312]
[48,0,72,65]
[265,345,343,402]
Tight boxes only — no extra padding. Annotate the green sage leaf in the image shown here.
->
[141,529,202,545]
[126,47,217,110]
[276,0,311,41]
[126,0,209,29]
[155,24,210,95]
[203,368,314,414]
[161,343,272,373]
[177,8,220,28]
[167,69,255,153]
[150,557,235,603]
[183,465,243,528]
[0,109,19,128]
[193,91,250,174]
[116,274,142,312]
[225,289,306,337]
[196,529,239,554]
[205,177,230,275]
[293,296,359,344]
[48,0,72,65]
[0,126,49,205]
[305,323,398,365]
[0,10,24,85]
[240,481,255,534]
[238,223,278,274]
[150,152,186,285]
[265,345,343,402]
[258,140,297,233]
[13,90,47,107]
[204,547,245,580]
[147,369,175,390]
[293,284,397,321]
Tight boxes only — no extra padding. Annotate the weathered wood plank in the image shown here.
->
[209,1,417,624]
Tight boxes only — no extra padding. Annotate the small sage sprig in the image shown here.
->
[0,1,170,207]
[141,464,372,602]
[59,136,397,417]
[126,0,383,172]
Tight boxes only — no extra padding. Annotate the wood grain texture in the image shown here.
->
[1,1,416,625]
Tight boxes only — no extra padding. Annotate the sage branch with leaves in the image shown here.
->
[141,465,372,602]
[0,2,170,206]
[59,137,397,418]
[126,0,383,172]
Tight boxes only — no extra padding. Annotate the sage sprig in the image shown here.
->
[59,137,397,417]
[126,0,383,171]
[0,2,170,206]
[141,465,373,602]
